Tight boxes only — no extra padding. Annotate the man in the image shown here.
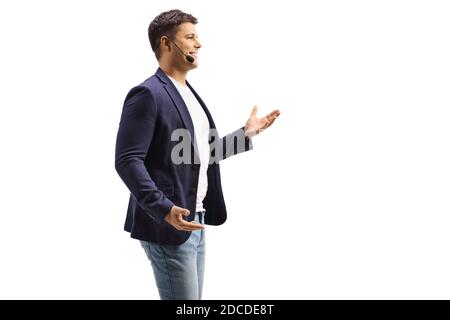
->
[115,9,280,300]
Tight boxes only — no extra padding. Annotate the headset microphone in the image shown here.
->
[167,38,195,63]
[185,54,195,63]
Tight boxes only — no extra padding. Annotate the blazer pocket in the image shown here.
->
[159,186,174,197]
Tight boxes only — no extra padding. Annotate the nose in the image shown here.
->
[195,39,202,49]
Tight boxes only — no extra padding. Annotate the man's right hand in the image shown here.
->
[164,205,204,231]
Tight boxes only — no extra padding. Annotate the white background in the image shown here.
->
[0,0,449,299]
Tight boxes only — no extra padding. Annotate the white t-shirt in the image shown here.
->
[168,75,210,212]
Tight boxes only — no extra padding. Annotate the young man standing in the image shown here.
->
[115,9,280,300]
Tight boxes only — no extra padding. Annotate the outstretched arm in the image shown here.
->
[209,106,281,163]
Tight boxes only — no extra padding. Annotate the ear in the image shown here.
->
[160,36,171,51]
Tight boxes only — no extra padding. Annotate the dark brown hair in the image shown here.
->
[148,9,198,60]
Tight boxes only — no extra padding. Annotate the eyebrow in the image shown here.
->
[184,33,198,37]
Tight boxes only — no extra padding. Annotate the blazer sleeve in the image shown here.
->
[210,127,253,162]
[115,86,174,224]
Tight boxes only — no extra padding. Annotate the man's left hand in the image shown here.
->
[244,105,281,138]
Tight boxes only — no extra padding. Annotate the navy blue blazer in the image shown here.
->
[115,68,252,245]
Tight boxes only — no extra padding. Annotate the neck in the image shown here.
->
[159,63,188,85]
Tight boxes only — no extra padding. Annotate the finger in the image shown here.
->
[261,117,274,128]
[175,224,202,232]
[264,109,280,119]
[179,225,204,231]
[267,117,277,127]
[250,105,258,117]
[263,116,278,129]
[179,220,205,231]
[175,209,190,218]
[261,115,277,128]
[266,112,280,123]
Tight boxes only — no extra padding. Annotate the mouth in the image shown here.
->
[189,52,198,59]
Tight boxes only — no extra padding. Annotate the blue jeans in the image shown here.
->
[140,211,206,300]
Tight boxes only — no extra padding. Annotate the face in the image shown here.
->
[164,22,202,69]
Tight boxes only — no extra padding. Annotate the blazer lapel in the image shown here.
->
[186,81,217,130]
[186,81,219,145]
[155,68,200,162]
